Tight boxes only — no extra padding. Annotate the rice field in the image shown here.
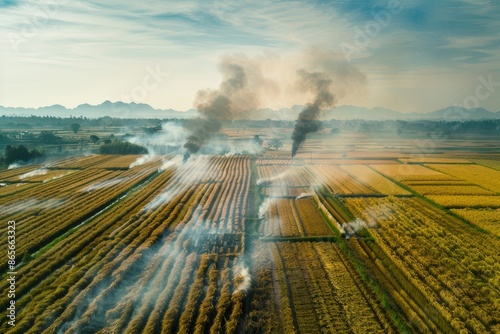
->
[1,137,499,333]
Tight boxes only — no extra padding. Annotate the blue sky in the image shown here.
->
[1,0,499,112]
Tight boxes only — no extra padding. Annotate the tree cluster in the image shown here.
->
[99,141,148,155]
[2,145,44,165]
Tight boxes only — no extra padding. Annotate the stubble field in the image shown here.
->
[1,132,499,333]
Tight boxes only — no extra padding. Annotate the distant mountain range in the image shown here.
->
[1,101,499,120]
[0,101,198,119]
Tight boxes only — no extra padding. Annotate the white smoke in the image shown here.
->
[43,173,70,183]
[157,122,189,144]
[257,168,292,186]
[18,168,48,179]
[146,189,175,210]
[130,152,156,168]
[341,217,378,238]
[145,155,212,210]
[296,192,313,199]
[126,134,156,168]
[225,140,264,156]
[82,178,125,192]
[233,262,251,294]
[158,155,183,171]
[127,122,189,168]
[341,218,366,234]
[8,163,22,169]
[258,198,274,219]
[204,138,265,156]
[361,203,395,224]
[0,198,65,212]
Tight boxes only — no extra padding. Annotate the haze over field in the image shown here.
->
[1,2,500,333]
[1,103,500,120]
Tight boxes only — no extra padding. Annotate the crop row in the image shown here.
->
[261,197,332,237]
[89,154,147,169]
[256,157,295,165]
[309,165,377,195]
[0,164,160,262]
[261,186,311,197]
[0,168,111,208]
[0,168,115,238]
[261,241,393,333]
[340,165,410,195]
[257,165,311,187]
[427,195,500,208]
[408,185,493,195]
[451,208,500,236]
[0,163,177,325]
[349,237,439,332]
[371,164,456,182]
[398,157,471,164]
[3,169,76,183]
[471,159,500,171]
[1,155,251,333]
[426,164,500,192]
[48,154,119,169]
[343,196,500,333]
[261,199,302,237]
[295,197,333,236]
[0,182,37,197]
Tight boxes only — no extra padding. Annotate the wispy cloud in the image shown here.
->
[0,0,499,113]
[333,0,500,66]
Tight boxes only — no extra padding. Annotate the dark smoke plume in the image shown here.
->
[181,50,364,161]
[291,69,335,157]
[183,116,223,162]
[183,60,250,162]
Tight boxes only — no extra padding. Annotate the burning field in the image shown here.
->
[1,70,499,333]
[1,0,499,331]
[1,145,499,333]
[1,53,499,334]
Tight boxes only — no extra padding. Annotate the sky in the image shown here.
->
[1,0,499,113]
